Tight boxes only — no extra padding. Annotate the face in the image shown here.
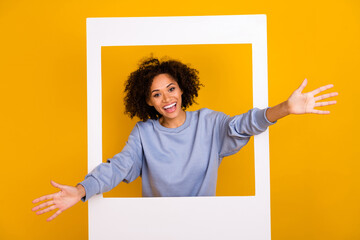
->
[147,73,184,121]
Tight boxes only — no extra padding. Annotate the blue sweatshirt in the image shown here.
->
[79,108,275,201]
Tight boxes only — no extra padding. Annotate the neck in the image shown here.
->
[160,110,186,128]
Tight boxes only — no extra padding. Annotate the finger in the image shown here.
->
[32,200,55,212]
[309,109,330,114]
[35,205,57,215]
[314,92,338,101]
[315,100,337,107]
[310,84,334,96]
[51,180,65,190]
[32,193,58,204]
[47,209,62,222]
[297,78,307,93]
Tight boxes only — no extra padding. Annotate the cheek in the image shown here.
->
[153,99,163,109]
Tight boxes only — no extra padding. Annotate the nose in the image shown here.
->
[162,92,170,102]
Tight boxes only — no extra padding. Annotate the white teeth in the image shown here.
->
[164,103,176,109]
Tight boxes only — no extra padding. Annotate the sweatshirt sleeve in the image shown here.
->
[78,124,143,202]
[218,108,275,158]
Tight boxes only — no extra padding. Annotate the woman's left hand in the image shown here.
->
[287,78,338,115]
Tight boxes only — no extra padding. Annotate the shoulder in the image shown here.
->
[192,108,229,123]
[126,120,157,142]
[135,119,156,130]
[201,108,228,117]
[193,107,221,115]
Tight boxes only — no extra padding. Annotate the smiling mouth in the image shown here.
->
[163,102,177,113]
[164,102,176,109]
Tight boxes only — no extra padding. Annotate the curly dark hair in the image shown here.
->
[124,57,203,121]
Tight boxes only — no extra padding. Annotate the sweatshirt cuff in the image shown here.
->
[78,176,100,202]
[257,107,277,127]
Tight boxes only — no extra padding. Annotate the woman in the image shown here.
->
[32,57,338,221]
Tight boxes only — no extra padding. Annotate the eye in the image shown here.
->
[153,93,160,98]
[169,87,175,92]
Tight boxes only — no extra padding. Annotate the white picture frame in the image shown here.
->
[87,15,270,240]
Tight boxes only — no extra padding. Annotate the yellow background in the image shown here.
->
[102,44,254,197]
[1,0,359,239]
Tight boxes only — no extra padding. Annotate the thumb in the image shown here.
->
[297,78,307,93]
[51,180,65,190]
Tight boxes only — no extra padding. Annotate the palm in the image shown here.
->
[52,186,79,210]
[287,79,337,115]
[32,180,82,221]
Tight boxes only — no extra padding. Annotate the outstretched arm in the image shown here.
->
[266,78,338,123]
[32,180,86,221]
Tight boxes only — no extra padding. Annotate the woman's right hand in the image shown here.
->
[32,180,85,221]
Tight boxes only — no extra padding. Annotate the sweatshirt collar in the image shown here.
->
[154,111,191,133]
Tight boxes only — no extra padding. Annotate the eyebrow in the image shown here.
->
[151,83,175,93]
